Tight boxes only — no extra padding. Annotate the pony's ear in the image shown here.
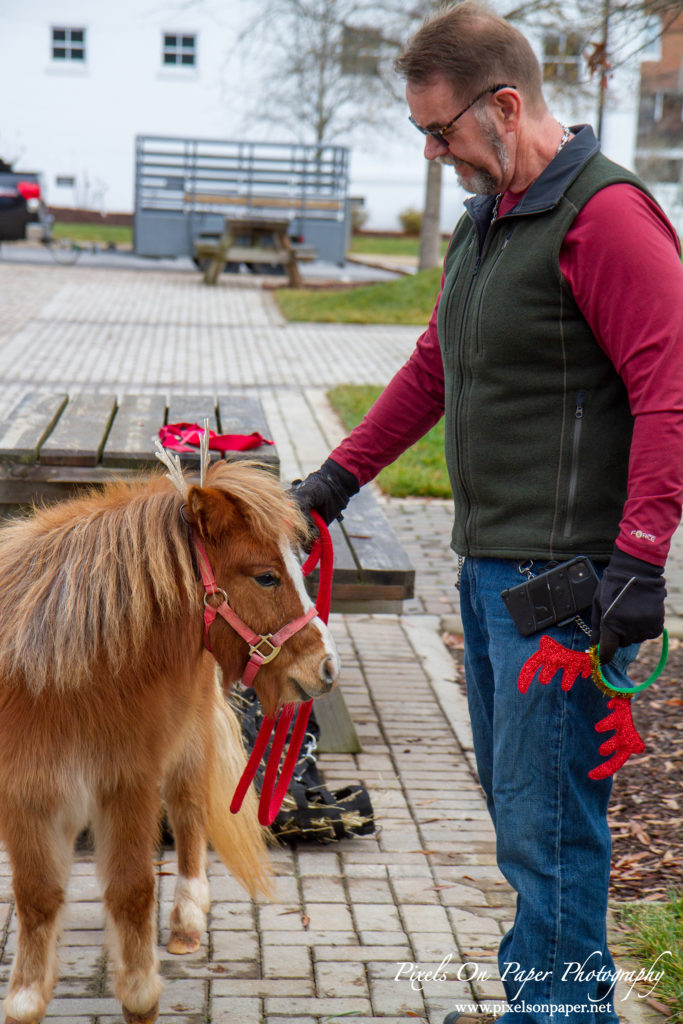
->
[185,485,247,540]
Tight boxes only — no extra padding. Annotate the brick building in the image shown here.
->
[636,12,683,231]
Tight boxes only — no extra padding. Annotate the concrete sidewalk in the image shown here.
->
[0,261,672,1023]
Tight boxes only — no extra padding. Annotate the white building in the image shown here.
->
[0,0,656,235]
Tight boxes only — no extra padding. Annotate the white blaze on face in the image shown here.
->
[281,540,340,677]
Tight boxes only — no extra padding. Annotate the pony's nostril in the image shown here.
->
[319,656,337,688]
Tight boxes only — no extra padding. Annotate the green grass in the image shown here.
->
[51,221,132,246]
[348,234,449,259]
[276,265,442,325]
[327,384,450,498]
[617,893,683,1022]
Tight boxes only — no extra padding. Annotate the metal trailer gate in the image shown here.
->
[133,135,350,264]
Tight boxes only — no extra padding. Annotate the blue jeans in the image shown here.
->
[459,557,637,1024]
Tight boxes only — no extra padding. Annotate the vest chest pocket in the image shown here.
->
[563,389,588,539]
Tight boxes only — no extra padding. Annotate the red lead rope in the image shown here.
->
[230,511,334,826]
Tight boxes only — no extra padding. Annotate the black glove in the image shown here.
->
[289,458,360,526]
[591,545,666,664]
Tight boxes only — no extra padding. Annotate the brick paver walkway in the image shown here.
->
[0,259,669,1023]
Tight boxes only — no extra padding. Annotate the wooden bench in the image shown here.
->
[194,217,316,287]
[304,486,414,614]
[0,392,414,754]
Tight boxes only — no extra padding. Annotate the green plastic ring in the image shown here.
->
[595,628,669,695]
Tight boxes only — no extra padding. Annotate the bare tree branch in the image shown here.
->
[233,0,679,262]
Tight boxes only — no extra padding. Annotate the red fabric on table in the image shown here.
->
[159,423,274,453]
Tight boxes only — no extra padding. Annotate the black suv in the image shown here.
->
[0,159,49,241]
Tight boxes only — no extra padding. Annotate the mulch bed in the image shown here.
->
[608,636,683,901]
[441,633,683,902]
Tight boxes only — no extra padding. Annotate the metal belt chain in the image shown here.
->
[455,554,466,590]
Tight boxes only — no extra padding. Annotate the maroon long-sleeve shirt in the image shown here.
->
[331,184,683,566]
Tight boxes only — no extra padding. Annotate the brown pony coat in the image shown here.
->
[0,461,330,1024]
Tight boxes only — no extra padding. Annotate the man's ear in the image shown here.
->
[185,485,247,540]
[493,86,521,130]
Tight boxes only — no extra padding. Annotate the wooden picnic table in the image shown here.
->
[0,391,415,754]
[194,216,315,287]
[0,391,278,506]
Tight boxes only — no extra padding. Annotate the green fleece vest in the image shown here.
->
[437,126,652,561]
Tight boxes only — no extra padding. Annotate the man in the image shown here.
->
[291,5,683,1023]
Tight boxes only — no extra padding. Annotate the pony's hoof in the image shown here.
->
[167,929,201,954]
[122,1002,159,1024]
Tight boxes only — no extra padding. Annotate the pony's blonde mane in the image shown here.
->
[0,461,304,694]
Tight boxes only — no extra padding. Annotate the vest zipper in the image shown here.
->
[563,390,586,538]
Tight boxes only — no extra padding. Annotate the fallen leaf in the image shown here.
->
[627,821,651,845]
[645,996,672,1013]
[614,851,651,867]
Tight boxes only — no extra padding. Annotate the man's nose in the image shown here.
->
[424,134,448,161]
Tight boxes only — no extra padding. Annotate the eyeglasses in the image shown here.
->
[408,84,515,146]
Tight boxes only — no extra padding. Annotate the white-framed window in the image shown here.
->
[639,16,663,63]
[162,33,197,67]
[51,26,86,62]
[543,31,583,83]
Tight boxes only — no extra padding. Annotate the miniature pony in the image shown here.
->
[0,460,337,1024]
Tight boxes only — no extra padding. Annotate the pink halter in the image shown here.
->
[191,512,334,825]
[192,534,318,688]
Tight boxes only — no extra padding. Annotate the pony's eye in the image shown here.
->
[253,572,280,588]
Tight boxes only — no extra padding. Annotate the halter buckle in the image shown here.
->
[249,634,281,664]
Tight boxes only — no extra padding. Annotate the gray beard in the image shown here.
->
[440,115,509,196]
[455,165,498,195]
